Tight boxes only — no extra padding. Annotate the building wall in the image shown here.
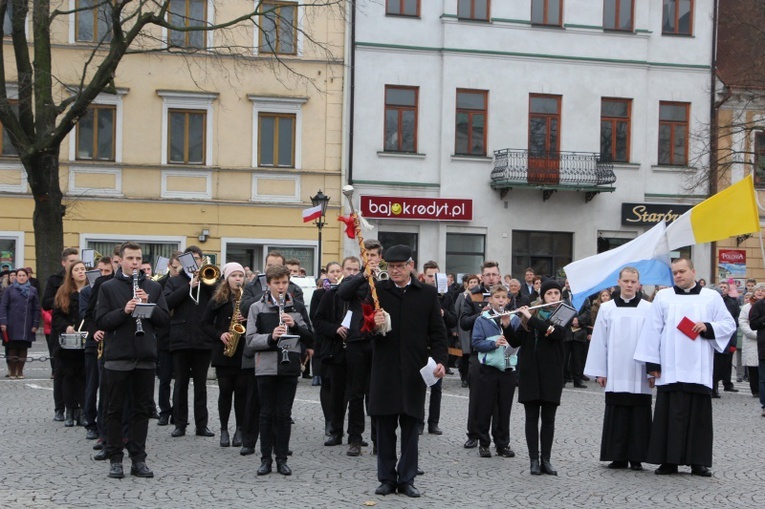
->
[0,1,346,274]
[349,0,714,277]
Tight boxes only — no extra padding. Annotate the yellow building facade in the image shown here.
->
[1,1,345,274]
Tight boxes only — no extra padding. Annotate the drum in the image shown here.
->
[59,332,87,350]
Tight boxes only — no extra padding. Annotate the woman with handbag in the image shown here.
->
[53,261,88,427]
[0,268,41,379]
[511,280,566,476]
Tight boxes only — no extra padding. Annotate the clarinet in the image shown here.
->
[132,269,145,337]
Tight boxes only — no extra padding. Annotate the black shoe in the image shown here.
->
[257,460,272,476]
[428,425,443,435]
[581,375,591,381]
[171,427,186,438]
[86,428,98,440]
[54,410,65,422]
[463,438,478,449]
[287,450,293,456]
[711,391,721,399]
[347,443,361,457]
[324,423,333,437]
[64,410,74,427]
[655,463,678,475]
[418,423,424,435]
[312,376,321,386]
[446,368,454,375]
[398,484,421,498]
[608,460,628,469]
[130,462,154,478]
[157,415,169,426]
[630,462,643,471]
[530,459,541,475]
[723,387,739,393]
[195,427,214,437]
[240,446,255,456]
[497,447,516,458]
[276,460,292,476]
[691,465,712,477]
[375,482,396,496]
[108,463,124,479]
[479,446,492,458]
[573,382,587,389]
[416,468,424,476]
[541,458,558,475]
[150,410,160,420]
[461,380,468,388]
[359,439,369,447]
[93,439,103,450]
[232,428,243,447]
[324,434,342,446]
[74,409,84,426]
[93,449,109,461]
[219,429,230,447]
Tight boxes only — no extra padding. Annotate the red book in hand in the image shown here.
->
[677,316,699,340]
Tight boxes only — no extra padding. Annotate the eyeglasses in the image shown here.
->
[387,263,409,271]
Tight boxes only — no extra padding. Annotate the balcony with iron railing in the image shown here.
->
[490,149,617,202]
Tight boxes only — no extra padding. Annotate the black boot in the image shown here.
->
[75,408,84,426]
[219,429,230,447]
[541,457,558,476]
[530,456,541,475]
[64,409,74,427]
[232,428,243,447]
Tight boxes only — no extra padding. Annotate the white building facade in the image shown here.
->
[347,0,713,280]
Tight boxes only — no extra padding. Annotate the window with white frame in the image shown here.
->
[158,91,216,166]
[249,95,306,169]
[0,232,24,271]
[223,239,316,276]
[73,0,113,43]
[68,90,125,163]
[167,0,212,49]
[83,235,185,266]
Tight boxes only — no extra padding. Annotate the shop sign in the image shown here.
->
[621,203,692,226]
[361,195,473,221]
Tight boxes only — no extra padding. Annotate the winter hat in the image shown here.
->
[539,279,562,299]
[223,262,245,281]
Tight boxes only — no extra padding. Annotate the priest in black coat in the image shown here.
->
[351,245,448,498]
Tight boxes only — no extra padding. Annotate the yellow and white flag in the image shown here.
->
[665,175,761,250]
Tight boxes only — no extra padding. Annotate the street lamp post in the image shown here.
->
[311,190,330,277]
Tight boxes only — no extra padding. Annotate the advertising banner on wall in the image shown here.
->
[360,195,473,221]
[718,249,747,290]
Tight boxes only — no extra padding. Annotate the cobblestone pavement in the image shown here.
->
[1,343,764,508]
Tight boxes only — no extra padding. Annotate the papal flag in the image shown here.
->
[665,175,761,250]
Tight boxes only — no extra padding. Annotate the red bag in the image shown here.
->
[2,328,8,344]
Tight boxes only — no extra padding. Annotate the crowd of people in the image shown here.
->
[1,241,763,496]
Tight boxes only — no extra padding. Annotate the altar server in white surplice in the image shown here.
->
[633,258,735,478]
[584,267,653,472]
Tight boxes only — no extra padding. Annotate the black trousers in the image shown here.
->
[216,367,248,429]
[59,351,85,413]
[326,361,348,438]
[45,334,64,412]
[83,351,99,430]
[157,349,173,419]
[524,402,558,459]
[376,414,419,487]
[713,352,734,390]
[747,365,760,396]
[458,353,470,382]
[105,368,154,464]
[240,370,260,448]
[257,375,297,462]
[563,341,587,383]
[345,341,372,443]
[172,349,211,429]
[319,361,334,433]
[476,365,516,449]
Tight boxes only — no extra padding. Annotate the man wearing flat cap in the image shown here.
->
[367,245,449,497]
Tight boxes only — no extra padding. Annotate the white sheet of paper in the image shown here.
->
[436,273,448,294]
[81,249,95,268]
[341,310,353,329]
[154,256,169,276]
[420,357,438,387]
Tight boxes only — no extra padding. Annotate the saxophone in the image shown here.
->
[223,284,246,357]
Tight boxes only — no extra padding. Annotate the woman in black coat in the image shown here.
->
[0,268,40,378]
[201,263,248,448]
[511,279,566,476]
[53,261,88,427]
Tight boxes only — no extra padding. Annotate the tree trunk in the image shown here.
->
[27,149,64,293]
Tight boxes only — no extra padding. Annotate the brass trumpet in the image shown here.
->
[189,256,221,304]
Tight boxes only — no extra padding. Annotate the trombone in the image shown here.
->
[189,256,221,304]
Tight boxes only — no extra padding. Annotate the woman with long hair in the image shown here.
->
[201,263,249,448]
[0,268,41,378]
[53,260,88,427]
[511,280,567,476]
[740,284,765,397]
